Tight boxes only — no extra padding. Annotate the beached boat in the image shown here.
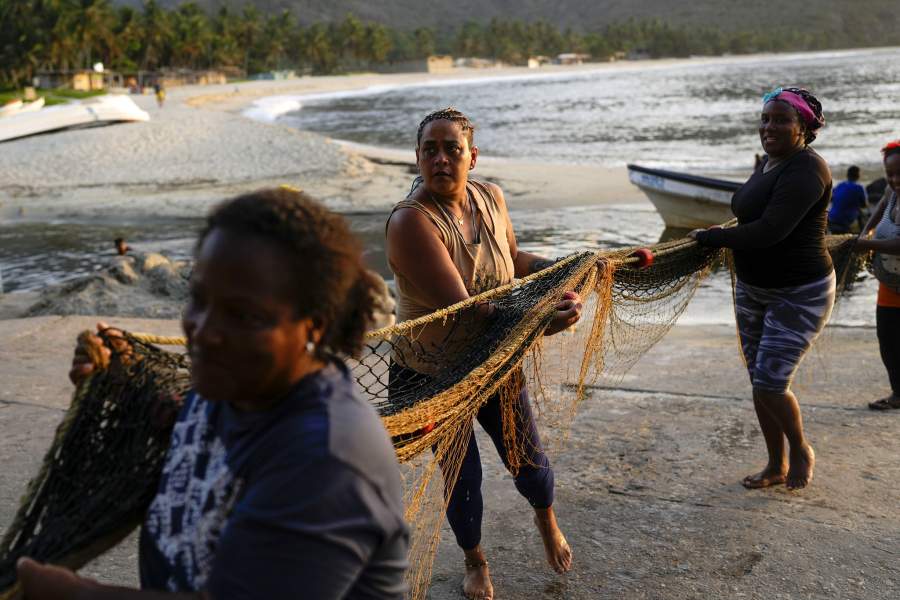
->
[0,95,149,143]
[0,97,45,118]
[627,164,741,229]
[0,99,23,117]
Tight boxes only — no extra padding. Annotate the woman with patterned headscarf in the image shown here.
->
[856,140,900,410]
[689,87,834,490]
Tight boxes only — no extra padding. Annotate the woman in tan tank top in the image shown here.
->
[386,108,582,600]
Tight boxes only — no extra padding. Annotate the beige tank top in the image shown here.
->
[386,179,516,373]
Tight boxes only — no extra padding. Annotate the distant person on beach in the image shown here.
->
[154,82,165,108]
[689,87,834,490]
[856,141,900,410]
[113,237,129,256]
[828,165,867,233]
[385,108,581,599]
[18,188,409,599]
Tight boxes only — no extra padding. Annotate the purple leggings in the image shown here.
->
[446,385,554,549]
[389,364,554,550]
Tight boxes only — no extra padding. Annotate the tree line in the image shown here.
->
[0,0,884,88]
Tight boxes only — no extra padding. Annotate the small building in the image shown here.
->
[249,70,298,81]
[555,53,591,66]
[376,55,455,74]
[454,57,503,69]
[626,48,651,60]
[158,69,230,88]
[35,70,105,91]
[527,56,551,69]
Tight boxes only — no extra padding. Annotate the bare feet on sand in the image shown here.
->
[741,463,788,489]
[533,507,572,574]
[786,443,815,490]
[462,547,493,600]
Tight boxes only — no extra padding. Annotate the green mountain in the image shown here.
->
[123,0,899,39]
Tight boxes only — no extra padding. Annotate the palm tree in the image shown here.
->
[171,2,210,69]
[237,5,262,75]
[139,0,172,71]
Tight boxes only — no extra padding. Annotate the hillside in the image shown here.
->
[123,0,899,38]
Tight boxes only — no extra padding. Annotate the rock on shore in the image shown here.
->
[26,253,188,319]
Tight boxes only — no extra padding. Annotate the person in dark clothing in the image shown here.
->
[828,165,867,233]
[856,141,900,410]
[114,237,130,256]
[17,188,409,600]
[689,87,834,491]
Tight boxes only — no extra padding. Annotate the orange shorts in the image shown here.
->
[877,282,900,308]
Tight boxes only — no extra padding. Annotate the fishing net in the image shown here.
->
[0,234,866,600]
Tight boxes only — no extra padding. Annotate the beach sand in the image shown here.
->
[0,64,652,223]
[0,317,896,598]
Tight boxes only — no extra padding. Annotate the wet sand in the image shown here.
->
[0,317,896,598]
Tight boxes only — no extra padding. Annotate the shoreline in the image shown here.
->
[1,58,675,222]
[4,46,895,222]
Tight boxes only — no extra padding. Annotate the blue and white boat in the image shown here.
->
[627,164,741,229]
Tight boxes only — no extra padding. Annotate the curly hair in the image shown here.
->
[197,187,378,359]
[769,87,825,145]
[416,107,476,146]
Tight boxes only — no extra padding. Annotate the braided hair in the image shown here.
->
[416,107,476,146]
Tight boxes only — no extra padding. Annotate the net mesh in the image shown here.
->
[0,234,866,600]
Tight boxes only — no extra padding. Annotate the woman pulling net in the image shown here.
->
[14,188,409,599]
[690,87,833,490]
[385,108,582,600]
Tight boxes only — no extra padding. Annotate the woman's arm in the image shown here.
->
[855,237,900,255]
[488,183,582,335]
[386,206,473,308]
[17,559,204,600]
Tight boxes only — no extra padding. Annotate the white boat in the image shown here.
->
[14,97,46,115]
[0,95,149,143]
[627,164,741,229]
[0,99,23,117]
[0,97,46,118]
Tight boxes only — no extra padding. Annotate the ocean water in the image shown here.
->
[270,47,900,173]
[3,48,890,325]
[0,204,878,327]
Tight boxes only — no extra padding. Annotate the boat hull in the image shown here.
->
[627,164,740,228]
[0,95,148,143]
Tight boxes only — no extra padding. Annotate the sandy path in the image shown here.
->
[0,317,896,597]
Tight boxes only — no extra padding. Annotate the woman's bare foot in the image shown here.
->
[533,507,572,574]
[786,443,815,490]
[741,463,788,489]
[462,547,493,600]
